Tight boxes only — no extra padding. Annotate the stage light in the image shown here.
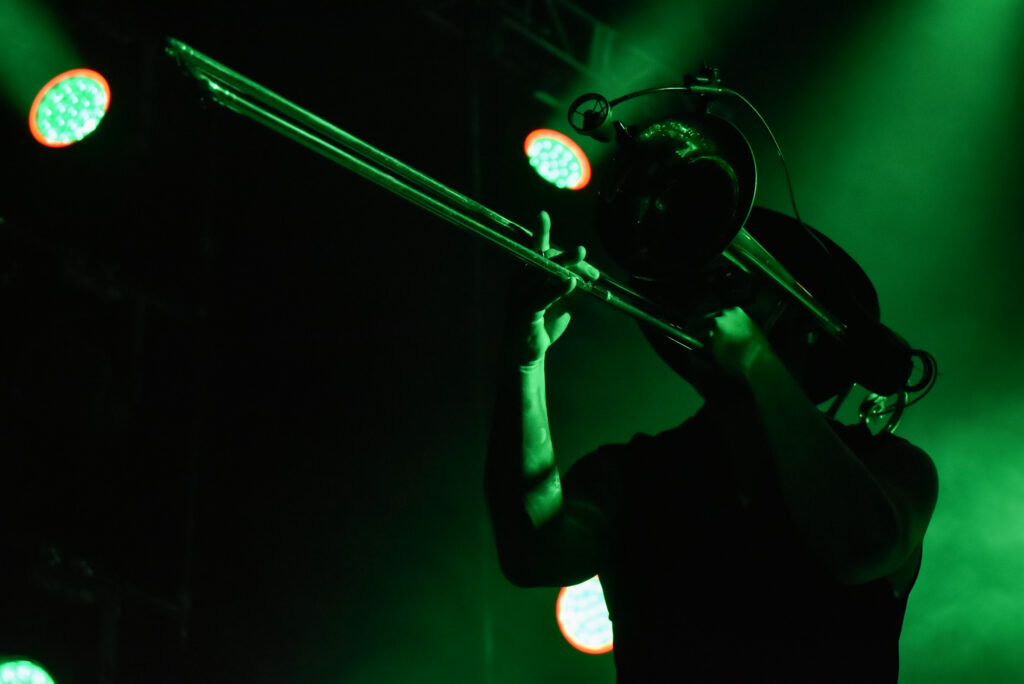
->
[524,129,591,190]
[28,68,110,148]
[0,658,56,684]
[555,575,613,654]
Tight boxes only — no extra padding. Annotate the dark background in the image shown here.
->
[2,1,1023,682]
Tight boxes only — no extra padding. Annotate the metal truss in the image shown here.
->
[418,0,679,102]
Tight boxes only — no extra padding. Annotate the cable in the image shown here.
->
[722,89,804,228]
[904,349,938,405]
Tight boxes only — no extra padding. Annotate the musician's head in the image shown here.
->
[595,114,757,280]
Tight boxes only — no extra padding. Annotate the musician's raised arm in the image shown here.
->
[484,211,604,588]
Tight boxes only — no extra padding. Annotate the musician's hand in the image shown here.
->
[509,210,599,366]
[707,307,771,379]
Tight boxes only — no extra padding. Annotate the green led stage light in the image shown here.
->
[28,68,110,148]
[0,659,56,684]
[555,575,613,654]
[524,129,591,190]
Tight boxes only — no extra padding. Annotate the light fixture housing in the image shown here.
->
[524,128,591,190]
[28,68,111,148]
[555,575,614,654]
[0,658,56,684]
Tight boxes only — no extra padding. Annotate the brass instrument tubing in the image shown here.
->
[166,39,703,350]
[726,230,847,337]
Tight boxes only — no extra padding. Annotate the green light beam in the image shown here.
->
[0,0,82,114]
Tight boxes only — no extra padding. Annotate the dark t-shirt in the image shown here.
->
[563,407,922,683]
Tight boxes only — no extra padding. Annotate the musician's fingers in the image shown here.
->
[579,260,601,281]
[535,210,552,255]
[564,245,585,266]
[553,245,601,282]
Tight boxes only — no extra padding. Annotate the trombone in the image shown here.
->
[164,38,846,352]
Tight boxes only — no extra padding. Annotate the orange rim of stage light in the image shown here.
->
[555,581,615,654]
[523,128,591,190]
[29,68,111,148]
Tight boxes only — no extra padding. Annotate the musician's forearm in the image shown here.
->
[486,357,564,532]
[743,346,900,582]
